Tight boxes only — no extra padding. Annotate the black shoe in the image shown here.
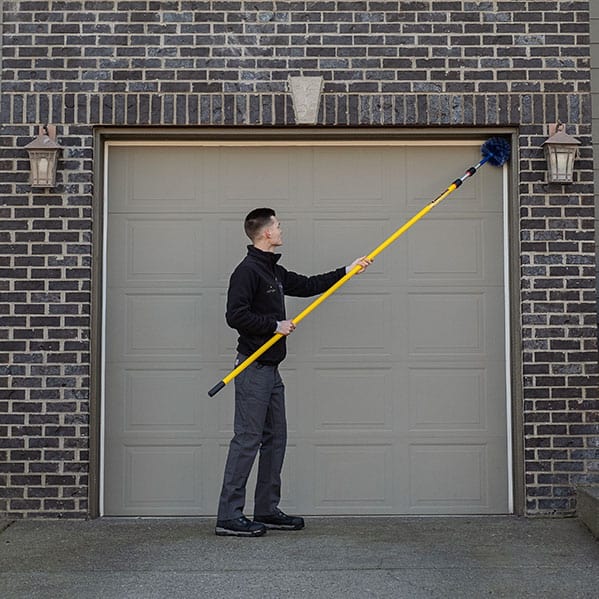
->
[215,516,267,537]
[254,508,305,530]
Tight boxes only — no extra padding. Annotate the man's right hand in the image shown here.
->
[276,320,296,335]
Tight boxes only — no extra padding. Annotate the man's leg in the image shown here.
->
[254,369,286,516]
[253,368,305,530]
[217,362,273,522]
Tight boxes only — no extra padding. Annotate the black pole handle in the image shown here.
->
[208,381,225,397]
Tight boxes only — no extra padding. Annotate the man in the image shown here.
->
[216,208,371,537]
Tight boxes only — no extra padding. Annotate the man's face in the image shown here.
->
[265,216,283,247]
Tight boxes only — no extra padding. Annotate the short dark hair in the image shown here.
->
[244,208,276,241]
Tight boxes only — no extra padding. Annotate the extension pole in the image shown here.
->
[208,153,495,397]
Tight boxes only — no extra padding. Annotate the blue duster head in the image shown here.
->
[481,137,511,167]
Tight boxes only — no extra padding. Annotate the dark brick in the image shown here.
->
[0,0,596,520]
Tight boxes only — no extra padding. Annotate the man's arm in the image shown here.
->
[282,256,371,297]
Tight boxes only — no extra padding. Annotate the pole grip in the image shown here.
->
[208,381,225,397]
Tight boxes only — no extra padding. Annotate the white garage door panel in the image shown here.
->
[122,370,203,432]
[406,216,504,284]
[220,147,297,205]
[314,218,391,270]
[312,368,394,431]
[406,436,508,513]
[123,445,204,510]
[314,294,392,356]
[106,216,204,284]
[129,220,203,280]
[408,443,489,508]
[314,444,394,510]
[106,291,206,359]
[117,148,203,210]
[407,367,488,431]
[408,292,485,355]
[313,150,387,206]
[128,294,203,352]
[408,218,482,279]
[104,142,509,516]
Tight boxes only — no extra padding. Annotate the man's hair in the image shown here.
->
[244,208,276,241]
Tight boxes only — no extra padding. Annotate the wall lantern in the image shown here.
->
[542,122,580,184]
[24,125,62,188]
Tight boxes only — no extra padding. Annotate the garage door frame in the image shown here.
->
[89,127,523,518]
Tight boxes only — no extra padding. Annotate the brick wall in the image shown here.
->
[592,3,599,345]
[0,0,597,518]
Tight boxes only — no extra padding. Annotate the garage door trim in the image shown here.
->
[89,127,523,518]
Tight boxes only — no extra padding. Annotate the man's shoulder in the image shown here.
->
[236,252,258,269]
[230,254,261,279]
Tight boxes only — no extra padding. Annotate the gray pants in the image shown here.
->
[217,356,287,521]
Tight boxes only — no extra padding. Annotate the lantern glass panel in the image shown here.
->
[28,149,58,187]
[544,144,577,183]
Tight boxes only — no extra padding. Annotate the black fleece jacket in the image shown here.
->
[226,245,346,365]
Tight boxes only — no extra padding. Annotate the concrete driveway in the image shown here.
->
[1,516,598,598]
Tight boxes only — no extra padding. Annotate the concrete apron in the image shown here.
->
[1,516,598,599]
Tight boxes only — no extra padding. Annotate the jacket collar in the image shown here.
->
[247,244,281,265]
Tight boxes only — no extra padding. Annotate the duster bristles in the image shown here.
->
[481,137,511,167]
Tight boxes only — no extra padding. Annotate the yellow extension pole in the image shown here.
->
[208,181,459,397]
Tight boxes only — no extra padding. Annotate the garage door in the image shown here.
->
[103,140,509,516]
